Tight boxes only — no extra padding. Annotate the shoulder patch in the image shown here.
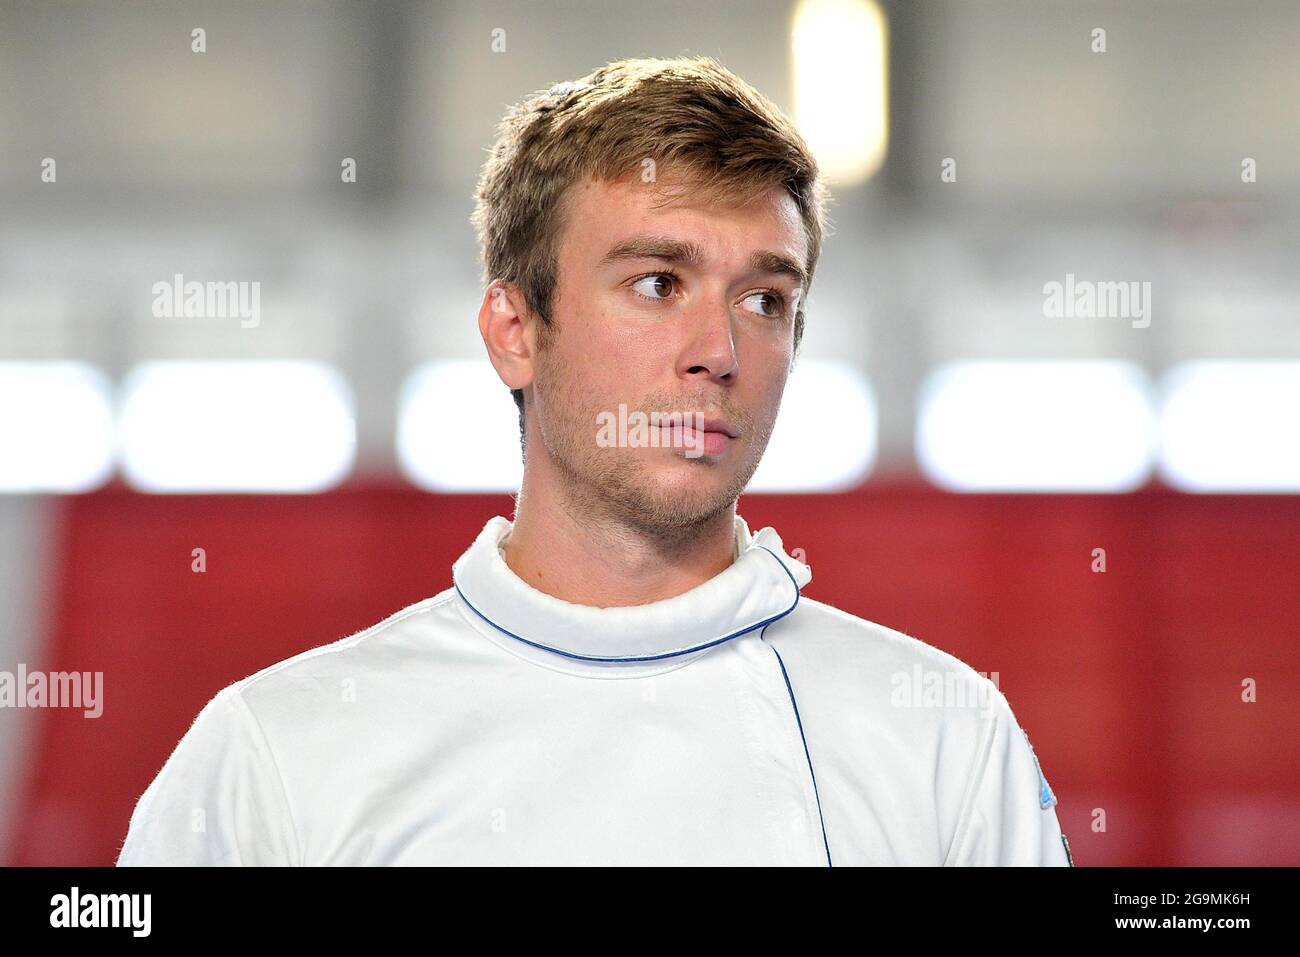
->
[1021,728,1056,809]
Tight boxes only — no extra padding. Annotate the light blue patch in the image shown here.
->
[1022,729,1057,810]
[1038,764,1057,810]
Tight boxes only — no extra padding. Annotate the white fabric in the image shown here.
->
[116,513,1071,866]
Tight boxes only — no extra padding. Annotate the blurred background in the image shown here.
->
[1,0,1298,866]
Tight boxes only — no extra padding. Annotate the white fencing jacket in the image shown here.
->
[117,514,1072,866]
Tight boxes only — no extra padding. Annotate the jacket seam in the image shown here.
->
[762,626,833,867]
[227,686,304,867]
[943,704,1000,866]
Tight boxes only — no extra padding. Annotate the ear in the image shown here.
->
[478,281,536,392]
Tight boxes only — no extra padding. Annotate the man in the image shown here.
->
[117,56,1072,866]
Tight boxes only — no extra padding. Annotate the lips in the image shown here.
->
[653,412,738,438]
[697,416,739,438]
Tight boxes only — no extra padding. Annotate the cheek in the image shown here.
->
[748,356,792,421]
[538,331,628,426]
[580,315,667,389]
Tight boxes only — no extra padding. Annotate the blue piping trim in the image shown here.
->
[767,637,833,868]
[453,543,803,664]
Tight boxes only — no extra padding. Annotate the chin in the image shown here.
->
[641,469,743,516]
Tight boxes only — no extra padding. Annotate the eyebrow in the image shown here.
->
[597,236,808,289]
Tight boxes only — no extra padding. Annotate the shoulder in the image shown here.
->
[771,595,997,693]
[763,596,1015,768]
[219,587,464,719]
[764,599,1063,863]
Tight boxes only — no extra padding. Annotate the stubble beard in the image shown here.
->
[534,373,773,545]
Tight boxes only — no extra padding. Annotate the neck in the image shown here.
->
[501,459,738,609]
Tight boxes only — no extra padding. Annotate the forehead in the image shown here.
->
[559,172,808,268]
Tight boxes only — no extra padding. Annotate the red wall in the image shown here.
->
[8,481,1299,865]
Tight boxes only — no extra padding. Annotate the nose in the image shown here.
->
[681,299,738,382]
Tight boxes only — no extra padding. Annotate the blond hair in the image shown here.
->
[470,56,831,453]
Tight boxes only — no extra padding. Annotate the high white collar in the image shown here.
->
[451,513,812,670]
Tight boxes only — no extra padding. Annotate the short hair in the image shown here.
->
[470,55,832,457]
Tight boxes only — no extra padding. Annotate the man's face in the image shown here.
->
[526,171,807,534]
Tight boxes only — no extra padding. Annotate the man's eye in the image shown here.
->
[631,273,677,302]
[744,291,787,319]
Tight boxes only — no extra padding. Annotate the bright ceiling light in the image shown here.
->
[119,361,355,493]
[0,361,114,493]
[1159,360,1300,492]
[917,360,1156,492]
[397,360,523,492]
[747,359,876,492]
[793,0,889,185]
